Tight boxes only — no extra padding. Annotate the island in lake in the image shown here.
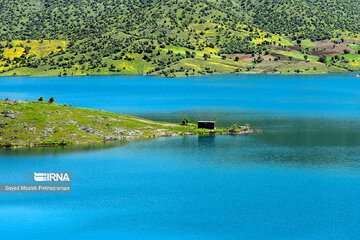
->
[0,99,261,148]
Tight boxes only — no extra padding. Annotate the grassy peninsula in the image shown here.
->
[0,99,260,148]
[0,0,360,77]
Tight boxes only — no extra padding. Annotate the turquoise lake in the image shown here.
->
[1,73,360,239]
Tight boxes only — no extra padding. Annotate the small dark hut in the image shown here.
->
[198,121,215,129]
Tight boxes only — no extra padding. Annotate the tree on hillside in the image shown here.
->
[48,97,55,103]
[318,55,327,63]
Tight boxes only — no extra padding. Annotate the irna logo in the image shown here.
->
[34,172,71,182]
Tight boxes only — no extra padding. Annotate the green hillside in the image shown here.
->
[208,0,360,40]
[0,0,359,77]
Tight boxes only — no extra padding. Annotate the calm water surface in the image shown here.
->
[1,73,360,239]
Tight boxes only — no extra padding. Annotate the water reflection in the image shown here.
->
[0,141,129,157]
[197,136,216,148]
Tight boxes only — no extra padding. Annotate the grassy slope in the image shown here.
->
[1,40,359,77]
[0,100,253,148]
[0,100,189,147]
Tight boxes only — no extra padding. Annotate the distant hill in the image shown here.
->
[0,0,359,77]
